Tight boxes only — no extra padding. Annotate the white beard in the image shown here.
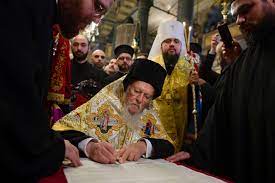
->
[121,103,145,130]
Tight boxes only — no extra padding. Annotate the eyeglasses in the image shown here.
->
[117,56,132,62]
[94,0,107,15]
[128,87,153,102]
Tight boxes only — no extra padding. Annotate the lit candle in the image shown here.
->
[182,22,188,51]
[187,26,192,51]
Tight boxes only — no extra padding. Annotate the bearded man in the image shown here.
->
[53,59,174,164]
[168,0,275,182]
[149,20,192,151]
[0,0,114,181]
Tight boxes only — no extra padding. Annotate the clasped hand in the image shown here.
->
[86,140,147,164]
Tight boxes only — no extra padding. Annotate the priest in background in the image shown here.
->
[148,20,192,151]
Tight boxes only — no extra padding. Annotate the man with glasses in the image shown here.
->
[53,59,175,164]
[102,44,135,87]
[0,0,113,181]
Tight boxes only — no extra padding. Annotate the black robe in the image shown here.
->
[184,23,275,182]
[101,71,126,87]
[71,60,107,86]
[185,64,230,143]
[71,60,108,97]
[0,1,65,182]
[199,52,219,86]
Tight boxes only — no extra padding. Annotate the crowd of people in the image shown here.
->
[1,0,274,182]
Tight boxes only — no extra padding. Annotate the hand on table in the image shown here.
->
[117,141,147,164]
[64,140,82,167]
[86,141,116,164]
[166,151,191,163]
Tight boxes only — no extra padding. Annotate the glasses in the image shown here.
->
[94,0,107,15]
[117,56,132,62]
[128,87,153,102]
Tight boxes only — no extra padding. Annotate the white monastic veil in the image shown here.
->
[148,20,187,60]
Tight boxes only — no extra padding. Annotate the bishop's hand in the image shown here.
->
[117,141,147,164]
[86,141,116,164]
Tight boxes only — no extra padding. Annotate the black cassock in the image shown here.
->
[0,1,65,182]
[184,22,275,182]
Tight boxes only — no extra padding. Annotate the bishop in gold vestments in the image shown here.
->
[53,59,175,163]
[149,20,192,151]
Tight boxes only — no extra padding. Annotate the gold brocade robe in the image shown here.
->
[53,78,173,149]
[152,55,192,151]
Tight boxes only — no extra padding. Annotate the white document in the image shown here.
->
[64,158,226,183]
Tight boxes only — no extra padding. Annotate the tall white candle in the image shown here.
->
[187,26,192,51]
